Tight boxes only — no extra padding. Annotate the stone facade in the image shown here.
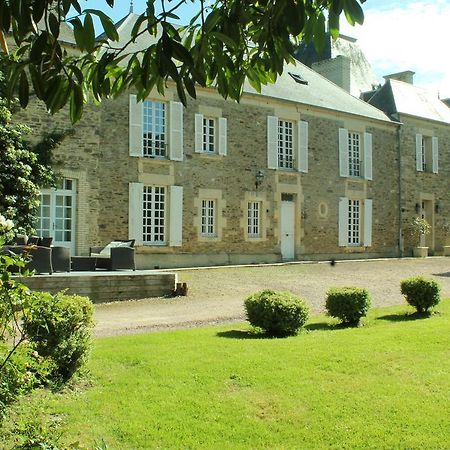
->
[15,83,407,268]
[398,116,450,255]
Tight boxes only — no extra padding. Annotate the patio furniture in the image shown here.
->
[2,245,53,274]
[27,246,53,274]
[89,240,135,270]
[38,236,53,247]
[71,256,97,271]
[51,246,71,272]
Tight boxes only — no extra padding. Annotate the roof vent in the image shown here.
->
[289,72,308,85]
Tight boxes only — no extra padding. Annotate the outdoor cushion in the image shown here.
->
[99,240,134,257]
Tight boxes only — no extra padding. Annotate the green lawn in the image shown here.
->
[4,301,450,449]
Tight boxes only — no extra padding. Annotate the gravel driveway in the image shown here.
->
[94,257,450,337]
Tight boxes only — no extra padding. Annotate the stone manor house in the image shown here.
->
[15,14,450,269]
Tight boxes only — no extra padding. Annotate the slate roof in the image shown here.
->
[368,79,450,124]
[102,13,391,124]
[244,63,391,123]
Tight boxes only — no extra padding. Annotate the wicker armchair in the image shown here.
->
[89,240,135,271]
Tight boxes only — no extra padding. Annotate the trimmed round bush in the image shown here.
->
[400,276,441,313]
[325,287,371,326]
[22,291,94,381]
[244,289,309,336]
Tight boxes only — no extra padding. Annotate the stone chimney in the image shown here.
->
[312,55,351,93]
[383,70,415,85]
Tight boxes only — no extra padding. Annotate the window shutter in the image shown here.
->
[267,116,278,169]
[364,199,373,247]
[169,186,183,247]
[432,137,439,173]
[129,182,144,245]
[194,113,204,153]
[298,120,308,173]
[416,134,423,171]
[338,197,349,247]
[364,132,373,180]
[129,95,143,157]
[169,101,183,161]
[218,117,227,156]
[339,128,349,177]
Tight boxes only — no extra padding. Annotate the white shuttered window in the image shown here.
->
[129,95,183,161]
[338,197,372,247]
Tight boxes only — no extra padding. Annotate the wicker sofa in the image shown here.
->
[89,240,135,271]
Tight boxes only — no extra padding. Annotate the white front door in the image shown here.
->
[36,178,76,254]
[281,201,295,260]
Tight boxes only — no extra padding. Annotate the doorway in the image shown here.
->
[280,200,295,260]
[36,178,76,254]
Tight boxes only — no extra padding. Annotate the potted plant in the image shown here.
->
[409,217,431,257]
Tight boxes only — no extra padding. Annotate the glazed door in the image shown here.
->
[36,178,76,253]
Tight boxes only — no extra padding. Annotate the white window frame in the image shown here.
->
[201,199,216,237]
[143,100,166,158]
[278,119,295,170]
[202,116,217,153]
[143,186,166,244]
[348,199,361,246]
[247,201,261,239]
[348,132,361,177]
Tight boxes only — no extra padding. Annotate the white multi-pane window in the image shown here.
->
[247,201,261,238]
[203,117,216,153]
[420,137,426,171]
[143,186,166,243]
[278,120,294,169]
[143,100,166,157]
[348,199,360,245]
[416,134,438,173]
[348,132,361,177]
[201,199,216,236]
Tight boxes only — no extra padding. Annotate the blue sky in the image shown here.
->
[82,0,450,97]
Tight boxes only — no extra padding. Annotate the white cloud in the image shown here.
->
[341,0,450,98]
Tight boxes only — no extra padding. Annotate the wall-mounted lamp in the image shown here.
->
[435,202,441,214]
[255,170,265,189]
[415,203,421,213]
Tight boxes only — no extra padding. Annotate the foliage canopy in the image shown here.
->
[0,0,365,122]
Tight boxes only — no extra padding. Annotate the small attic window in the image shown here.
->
[289,72,308,85]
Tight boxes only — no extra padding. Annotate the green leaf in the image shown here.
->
[85,9,119,42]
[70,83,84,124]
[83,14,96,52]
[183,76,196,99]
[48,13,60,39]
[345,0,364,25]
[313,13,326,53]
[210,32,236,50]
[328,10,340,40]
[18,71,29,108]
[30,33,48,63]
[171,41,194,65]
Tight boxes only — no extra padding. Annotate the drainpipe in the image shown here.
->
[396,121,404,257]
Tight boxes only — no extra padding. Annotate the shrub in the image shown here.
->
[0,343,52,417]
[244,289,309,336]
[325,287,371,326]
[22,292,94,381]
[400,276,441,313]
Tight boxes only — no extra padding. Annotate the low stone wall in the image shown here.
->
[17,271,177,303]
